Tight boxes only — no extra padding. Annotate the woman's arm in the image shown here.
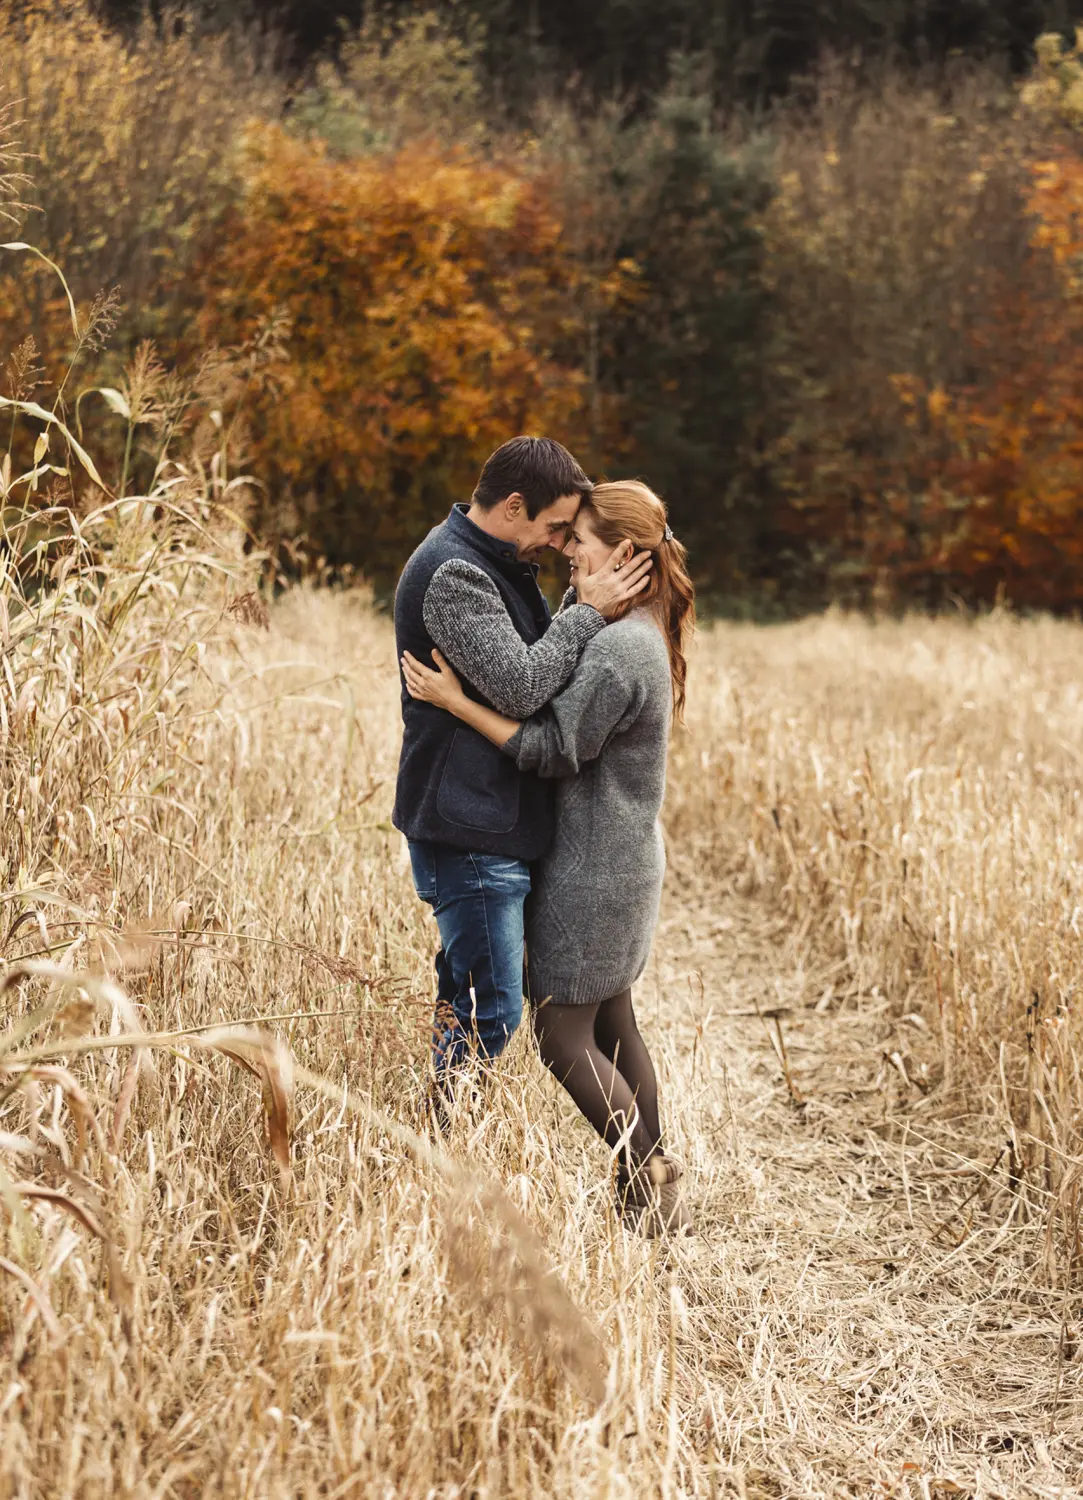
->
[401,649,521,748]
[509,644,638,778]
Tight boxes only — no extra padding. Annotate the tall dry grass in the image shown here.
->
[670,611,1083,1270]
[3,545,1083,1490]
[0,566,674,1492]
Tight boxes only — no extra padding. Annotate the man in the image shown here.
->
[393,435,652,1079]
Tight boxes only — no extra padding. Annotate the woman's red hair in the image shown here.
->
[580,480,695,723]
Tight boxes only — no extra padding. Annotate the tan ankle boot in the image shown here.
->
[640,1179,694,1238]
[615,1154,692,1236]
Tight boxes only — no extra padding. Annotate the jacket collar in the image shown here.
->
[447,503,524,567]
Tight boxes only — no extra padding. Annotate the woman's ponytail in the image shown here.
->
[653,528,695,723]
[579,481,696,724]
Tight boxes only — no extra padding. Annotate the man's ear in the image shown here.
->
[503,492,525,521]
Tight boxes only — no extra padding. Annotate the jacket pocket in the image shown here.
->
[437,728,521,835]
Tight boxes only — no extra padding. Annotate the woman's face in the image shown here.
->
[563,513,631,587]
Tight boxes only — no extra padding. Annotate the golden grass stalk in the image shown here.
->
[1,968,610,1406]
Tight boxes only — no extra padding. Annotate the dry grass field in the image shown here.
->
[2,499,1083,1497]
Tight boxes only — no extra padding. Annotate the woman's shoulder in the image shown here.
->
[590,611,669,675]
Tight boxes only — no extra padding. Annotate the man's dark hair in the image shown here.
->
[472,436,592,518]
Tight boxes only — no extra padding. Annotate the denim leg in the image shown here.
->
[431,946,458,1062]
[409,842,456,1060]
[408,840,529,1075]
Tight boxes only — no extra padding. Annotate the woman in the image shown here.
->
[401,481,695,1234]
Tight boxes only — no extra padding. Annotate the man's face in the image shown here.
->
[505,492,582,562]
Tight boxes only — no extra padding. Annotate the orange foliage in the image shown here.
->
[878,149,1083,607]
[199,125,591,580]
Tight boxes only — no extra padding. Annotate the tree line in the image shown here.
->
[3,2,1083,610]
[99,1,1079,101]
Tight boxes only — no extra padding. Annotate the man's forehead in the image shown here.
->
[540,492,583,524]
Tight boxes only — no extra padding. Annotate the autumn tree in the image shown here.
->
[754,64,1047,606]
[888,34,1083,607]
[199,126,592,586]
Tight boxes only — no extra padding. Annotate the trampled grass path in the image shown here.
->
[647,868,1083,1497]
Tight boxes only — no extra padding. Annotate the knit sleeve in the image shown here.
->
[422,559,604,718]
[504,643,638,778]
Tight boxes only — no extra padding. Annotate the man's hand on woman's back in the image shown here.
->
[576,546,653,619]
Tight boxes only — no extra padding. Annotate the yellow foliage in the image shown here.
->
[290,8,487,156]
[925,385,949,420]
[1020,30,1083,129]
[199,126,595,581]
[0,0,276,368]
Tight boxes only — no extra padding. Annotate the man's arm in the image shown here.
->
[422,559,602,718]
[401,635,637,779]
[504,645,636,779]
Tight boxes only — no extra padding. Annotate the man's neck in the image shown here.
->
[465,501,506,540]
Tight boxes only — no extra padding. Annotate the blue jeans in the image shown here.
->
[407,840,530,1075]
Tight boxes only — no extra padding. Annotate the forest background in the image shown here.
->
[3,0,1083,613]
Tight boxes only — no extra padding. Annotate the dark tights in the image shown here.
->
[532,989,664,1169]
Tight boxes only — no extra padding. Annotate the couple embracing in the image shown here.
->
[393,436,695,1235]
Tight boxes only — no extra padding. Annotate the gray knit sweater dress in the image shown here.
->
[503,604,672,1007]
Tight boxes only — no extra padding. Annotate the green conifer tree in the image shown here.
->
[599,61,772,588]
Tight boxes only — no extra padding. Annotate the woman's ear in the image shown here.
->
[619,540,635,566]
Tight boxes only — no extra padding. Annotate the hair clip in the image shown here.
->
[663,524,674,542]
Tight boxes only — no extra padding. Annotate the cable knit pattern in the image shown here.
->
[423,559,605,718]
[504,609,671,1006]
